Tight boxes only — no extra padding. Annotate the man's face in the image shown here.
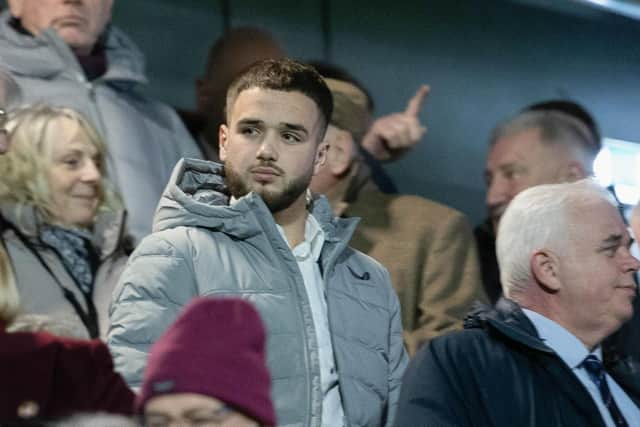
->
[145,393,259,427]
[485,128,572,231]
[556,201,639,340]
[8,0,113,55]
[219,87,327,214]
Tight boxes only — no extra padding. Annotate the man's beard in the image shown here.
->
[224,161,312,213]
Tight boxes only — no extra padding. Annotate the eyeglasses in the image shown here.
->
[143,405,233,427]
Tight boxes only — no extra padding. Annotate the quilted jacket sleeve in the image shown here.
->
[385,268,409,427]
[107,231,198,389]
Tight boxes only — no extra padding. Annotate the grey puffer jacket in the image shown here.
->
[0,12,202,242]
[108,158,408,427]
[0,204,130,340]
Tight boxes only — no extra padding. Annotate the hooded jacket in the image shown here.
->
[396,298,640,427]
[108,158,408,427]
[0,12,202,242]
[1,204,130,340]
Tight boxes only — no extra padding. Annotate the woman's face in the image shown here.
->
[44,117,102,228]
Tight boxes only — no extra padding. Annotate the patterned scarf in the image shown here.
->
[39,225,97,295]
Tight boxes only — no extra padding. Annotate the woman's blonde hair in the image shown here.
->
[0,244,19,325]
[0,104,122,224]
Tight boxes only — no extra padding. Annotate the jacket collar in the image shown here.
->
[465,297,555,354]
[154,158,359,261]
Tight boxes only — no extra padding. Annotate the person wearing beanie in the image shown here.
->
[310,77,486,355]
[138,297,276,427]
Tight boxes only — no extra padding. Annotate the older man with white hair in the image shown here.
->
[397,179,640,427]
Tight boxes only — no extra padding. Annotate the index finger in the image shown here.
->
[405,84,430,117]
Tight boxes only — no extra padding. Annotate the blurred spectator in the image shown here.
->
[0,68,21,154]
[0,237,134,422]
[475,108,598,303]
[310,77,485,355]
[0,0,202,242]
[0,105,130,339]
[182,28,427,194]
[181,26,286,161]
[397,180,640,426]
[109,59,407,426]
[137,298,275,427]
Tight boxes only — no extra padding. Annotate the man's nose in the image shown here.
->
[622,250,640,273]
[256,133,278,161]
[486,175,511,209]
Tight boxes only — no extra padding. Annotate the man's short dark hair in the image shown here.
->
[225,58,333,139]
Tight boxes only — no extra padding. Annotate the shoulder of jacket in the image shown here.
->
[130,227,195,260]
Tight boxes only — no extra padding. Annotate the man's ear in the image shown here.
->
[218,124,228,161]
[313,139,329,175]
[326,130,356,177]
[565,160,588,182]
[530,249,562,292]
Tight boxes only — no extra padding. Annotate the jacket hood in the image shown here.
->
[0,11,147,86]
[154,158,360,245]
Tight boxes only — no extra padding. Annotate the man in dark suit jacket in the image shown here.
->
[398,180,640,426]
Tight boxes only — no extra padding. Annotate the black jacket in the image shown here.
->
[396,298,640,427]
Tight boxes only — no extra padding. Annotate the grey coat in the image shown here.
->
[1,205,129,340]
[108,158,408,427]
[0,12,202,242]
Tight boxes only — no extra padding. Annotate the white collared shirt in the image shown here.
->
[276,214,345,427]
[523,309,640,427]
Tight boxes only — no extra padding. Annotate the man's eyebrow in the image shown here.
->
[236,118,263,126]
[281,123,309,135]
[599,234,623,247]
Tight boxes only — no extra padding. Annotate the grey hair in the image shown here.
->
[0,69,22,110]
[497,179,616,298]
[490,110,599,175]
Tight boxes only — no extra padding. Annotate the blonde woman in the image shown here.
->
[0,104,131,340]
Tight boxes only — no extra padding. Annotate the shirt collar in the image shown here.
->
[522,308,602,368]
[276,213,325,262]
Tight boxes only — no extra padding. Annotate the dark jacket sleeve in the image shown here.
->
[395,337,475,427]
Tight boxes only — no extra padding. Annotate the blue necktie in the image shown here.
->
[582,355,629,427]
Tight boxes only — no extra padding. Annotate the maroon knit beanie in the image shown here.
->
[136,297,276,425]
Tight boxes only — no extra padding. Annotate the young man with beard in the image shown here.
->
[108,59,408,427]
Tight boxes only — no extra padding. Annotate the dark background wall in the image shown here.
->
[10,0,640,225]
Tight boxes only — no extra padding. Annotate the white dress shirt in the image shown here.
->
[523,309,640,427]
[276,214,345,426]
